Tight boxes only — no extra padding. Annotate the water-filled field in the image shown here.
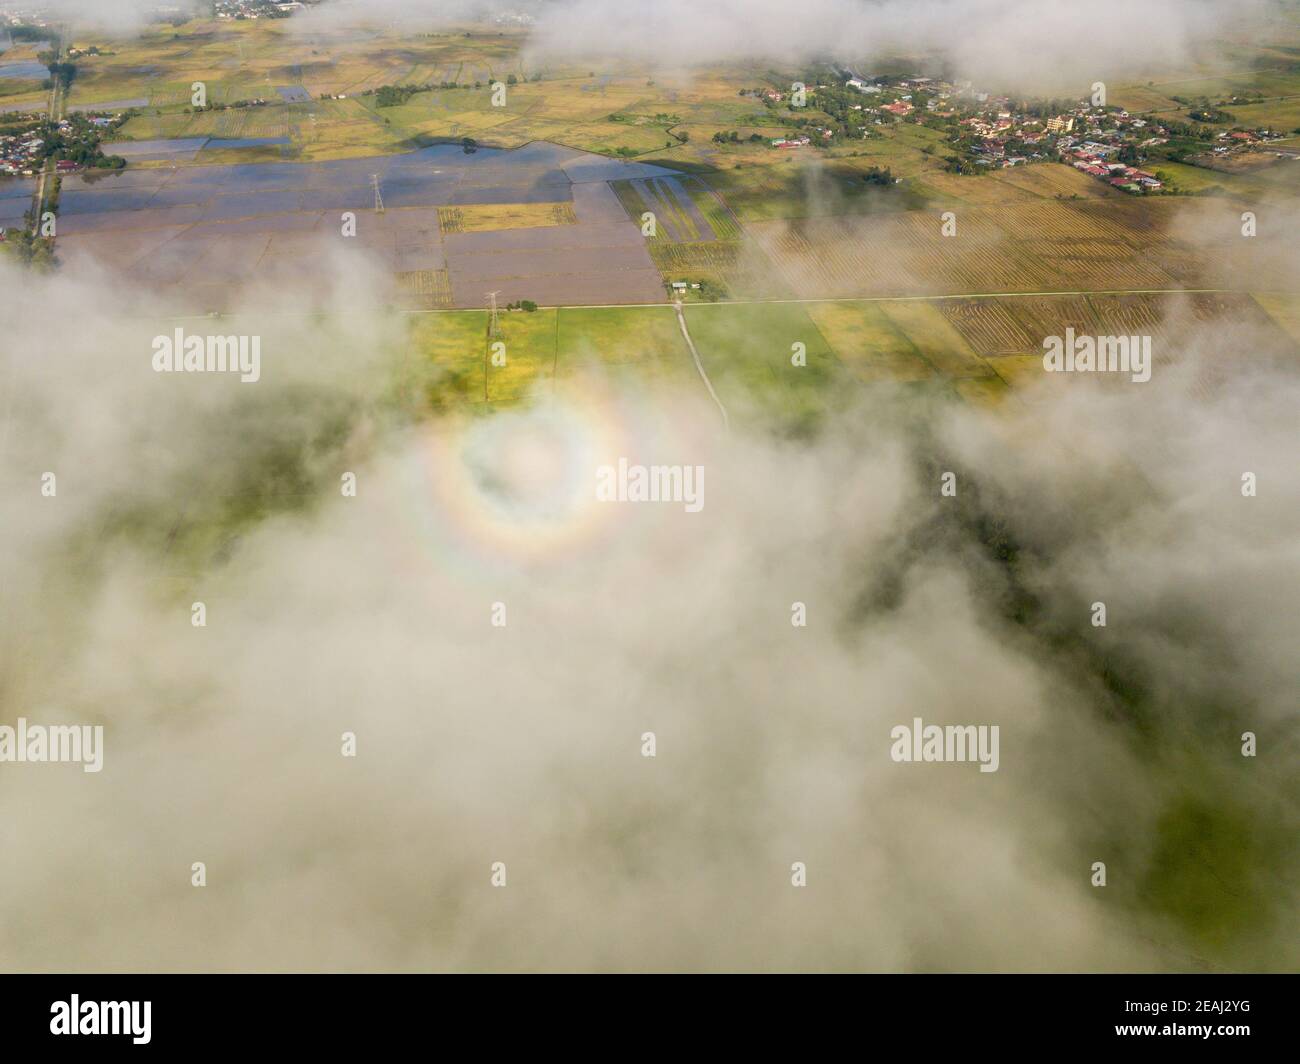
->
[55,142,679,311]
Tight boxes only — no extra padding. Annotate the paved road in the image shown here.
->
[153,287,1262,325]
[674,298,729,430]
[397,287,1248,316]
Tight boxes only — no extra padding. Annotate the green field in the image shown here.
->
[680,301,845,405]
[412,305,697,410]
[411,300,868,427]
[407,286,1300,425]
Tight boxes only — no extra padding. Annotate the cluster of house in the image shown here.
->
[1069,153,1162,191]
[0,9,50,31]
[839,74,1178,184]
[845,75,968,128]
[1046,107,1169,190]
[1,112,122,177]
[492,10,536,25]
[0,115,52,176]
[956,102,1174,186]
[1209,127,1288,157]
[215,0,306,19]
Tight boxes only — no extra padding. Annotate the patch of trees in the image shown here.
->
[1159,117,1218,141]
[369,79,498,105]
[945,154,984,175]
[1011,98,1079,119]
[9,23,56,46]
[1189,107,1234,124]
[185,98,267,114]
[862,166,894,186]
[0,230,55,271]
[375,84,428,107]
[40,58,78,91]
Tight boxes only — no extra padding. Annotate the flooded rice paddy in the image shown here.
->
[44,142,677,310]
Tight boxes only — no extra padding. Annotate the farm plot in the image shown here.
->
[484,309,561,404]
[751,210,1039,298]
[1085,294,1166,337]
[1223,97,1300,133]
[610,179,652,231]
[751,196,1191,299]
[683,177,742,239]
[1254,294,1300,348]
[407,310,489,411]
[612,176,710,241]
[942,294,1167,363]
[805,301,934,383]
[53,142,670,312]
[1002,295,1098,346]
[1108,83,1182,114]
[396,268,454,310]
[556,305,686,368]
[954,291,1300,400]
[702,155,931,223]
[918,162,1117,209]
[647,239,787,300]
[993,163,1119,200]
[409,306,559,410]
[438,201,577,234]
[676,302,848,427]
[555,305,693,389]
[877,302,994,380]
[952,376,1013,407]
[915,171,1047,209]
[939,299,1037,356]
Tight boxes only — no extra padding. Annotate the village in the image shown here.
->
[214,0,308,20]
[736,70,1290,196]
[0,112,49,177]
[0,110,124,178]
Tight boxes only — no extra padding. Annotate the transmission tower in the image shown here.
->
[370,174,384,214]
[487,291,501,338]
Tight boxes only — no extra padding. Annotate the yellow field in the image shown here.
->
[877,302,995,379]
[805,302,933,383]
[437,202,577,234]
[750,184,1208,300]
[1254,294,1300,347]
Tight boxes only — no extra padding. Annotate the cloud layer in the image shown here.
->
[38,1,1269,93]
[1,246,1296,971]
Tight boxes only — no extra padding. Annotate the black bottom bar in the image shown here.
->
[0,974,1290,1051]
